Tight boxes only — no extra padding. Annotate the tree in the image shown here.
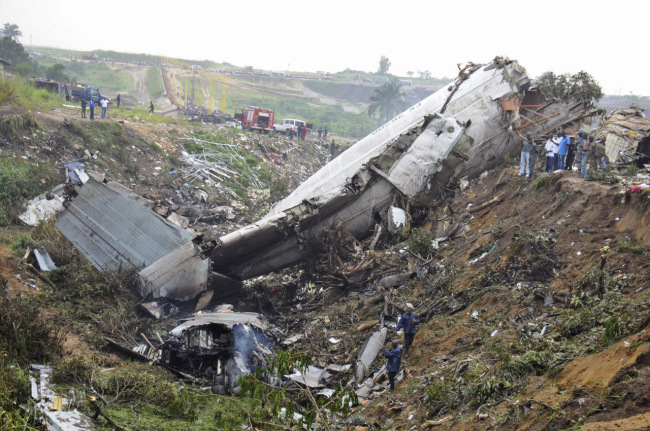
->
[406,71,414,78]
[0,36,28,65]
[368,79,407,124]
[378,56,391,75]
[46,63,69,82]
[1,23,22,41]
[536,70,603,102]
[418,70,431,80]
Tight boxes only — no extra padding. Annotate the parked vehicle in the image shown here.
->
[65,83,108,103]
[273,118,306,134]
[234,106,275,133]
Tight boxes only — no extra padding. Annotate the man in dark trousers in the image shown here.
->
[323,126,329,141]
[89,98,95,120]
[116,94,121,108]
[396,303,420,358]
[81,98,87,118]
[383,339,402,392]
[149,101,154,114]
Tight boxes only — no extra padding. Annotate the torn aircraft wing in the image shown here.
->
[55,179,209,301]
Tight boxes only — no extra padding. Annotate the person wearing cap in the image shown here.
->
[383,339,402,392]
[396,304,420,358]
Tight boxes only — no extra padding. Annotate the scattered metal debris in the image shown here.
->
[34,248,56,271]
[31,364,96,431]
[55,179,210,301]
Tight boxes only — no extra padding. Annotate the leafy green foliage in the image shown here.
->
[603,316,622,344]
[45,63,69,82]
[0,281,64,364]
[378,55,391,75]
[0,24,22,41]
[0,35,29,70]
[617,240,645,254]
[536,70,603,102]
[409,228,434,259]
[0,158,58,226]
[368,79,407,124]
[464,376,511,406]
[0,361,39,430]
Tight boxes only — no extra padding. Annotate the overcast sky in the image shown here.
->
[4,0,649,95]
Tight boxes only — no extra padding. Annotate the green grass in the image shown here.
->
[0,76,61,110]
[0,158,60,225]
[36,59,133,93]
[147,67,165,101]
[617,240,645,254]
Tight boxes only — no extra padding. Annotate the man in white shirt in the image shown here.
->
[100,98,109,119]
[544,135,556,173]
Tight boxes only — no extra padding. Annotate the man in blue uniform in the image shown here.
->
[383,339,402,392]
[396,303,420,358]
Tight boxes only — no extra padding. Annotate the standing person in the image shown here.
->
[80,98,87,118]
[116,94,121,108]
[518,133,533,177]
[581,136,593,178]
[529,137,539,177]
[544,135,555,173]
[558,131,570,170]
[552,133,561,171]
[575,131,586,174]
[565,134,576,171]
[89,98,95,120]
[323,126,329,141]
[383,339,402,392]
[100,97,108,119]
[395,303,420,358]
[149,101,154,114]
[297,123,304,140]
[318,127,323,139]
[301,124,308,141]
[289,125,295,140]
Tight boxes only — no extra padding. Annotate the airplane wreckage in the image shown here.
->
[47,57,596,300]
[26,58,603,406]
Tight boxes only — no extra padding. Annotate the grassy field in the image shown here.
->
[36,58,133,93]
[147,67,165,101]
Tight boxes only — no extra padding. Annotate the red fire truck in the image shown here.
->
[234,106,275,133]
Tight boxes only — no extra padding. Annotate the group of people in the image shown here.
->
[383,304,420,392]
[80,97,110,120]
[518,131,609,179]
[317,126,329,141]
[80,94,155,120]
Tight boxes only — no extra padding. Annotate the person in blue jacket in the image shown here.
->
[558,131,570,170]
[89,98,95,120]
[396,303,420,358]
[383,339,402,392]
